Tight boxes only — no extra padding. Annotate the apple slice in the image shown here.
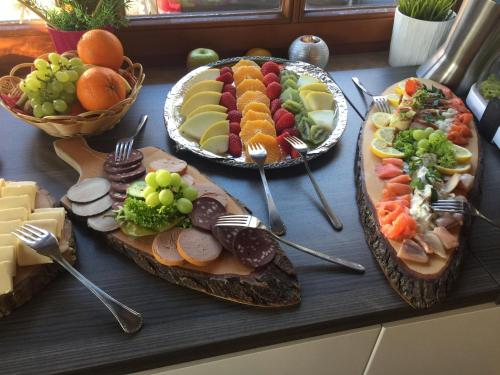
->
[200,120,229,144]
[179,111,228,140]
[297,74,320,88]
[307,110,335,129]
[200,135,229,155]
[299,90,314,111]
[189,69,221,85]
[184,80,224,102]
[305,92,334,111]
[298,83,329,93]
[187,104,228,118]
[180,91,222,117]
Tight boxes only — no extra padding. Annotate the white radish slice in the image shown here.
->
[72,195,113,217]
[67,178,110,203]
[87,209,120,232]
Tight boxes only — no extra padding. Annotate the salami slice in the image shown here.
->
[233,228,278,268]
[108,165,146,183]
[148,158,187,174]
[192,183,229,207]
[181,174,195,186]
[111,182,130,194]
[212,225,241,253]
[67,177,110,203]
[189,197,226,230]
[104,162,142,175]
[176,227,222,266]
[152,228,185,266]
[105,149,143,167]
[109,191,127,202]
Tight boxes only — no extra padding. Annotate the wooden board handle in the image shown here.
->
[54,137,108,181]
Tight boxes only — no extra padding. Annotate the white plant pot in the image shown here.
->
[389,7,456,67]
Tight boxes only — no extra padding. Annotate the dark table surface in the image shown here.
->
[0,66,499,375]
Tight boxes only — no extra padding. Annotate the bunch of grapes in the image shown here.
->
[19,52,85,118]
[143,169,198,214]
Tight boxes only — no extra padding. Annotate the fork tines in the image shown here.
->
[12,224,48,244]
[431,200,467,213]
[373,97,391,114]
[284,135,307,150]
[114,139,134,162]
[215,215,251,227]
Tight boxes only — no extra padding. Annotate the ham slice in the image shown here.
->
[433,227,459,250]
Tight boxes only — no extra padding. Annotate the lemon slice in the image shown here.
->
[436,163,471,175]
[452,144,472,163]
[387,93,401,108]
[371,112,392,129]
[375,127,395,145]
[394,81,406,96]
[370,138,405,159]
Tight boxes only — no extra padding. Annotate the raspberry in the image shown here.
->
[276,131,292,155]
[216,72,234,85]
[227,110,242,123]
[220,92,237,111]
[281,127,300,137]
[222,84,236,97]
[228,133,242,157]
[261,61,281,77]
[266,82,282,100]
[275,112,295,133]
[273,108,289,123]
[290,148,301,159]
[229,122,241,135]
[270,98,281,115]
[263,73,279,87]
[220,66,233,75]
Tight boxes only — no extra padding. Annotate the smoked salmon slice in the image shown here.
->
[381,182,412,201]
[382,158,404,168]
[388,174,411,184]
[381,211,417,241]
[375,163,402,179]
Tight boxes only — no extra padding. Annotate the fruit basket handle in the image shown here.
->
[9,63,34,78]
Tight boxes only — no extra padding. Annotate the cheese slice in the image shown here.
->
[17,243,52,266]
[24,219,58,239]
[0,262,13,295]
[0,178,5,193]
[29,209,64,239]
[0,246,16,276]
[0,234,17,247]
[1,183,37,211]
[0,219,22,235]
[0,195,31,212]
[0,207,28,221]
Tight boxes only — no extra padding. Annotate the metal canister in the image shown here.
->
[288,35,330,69]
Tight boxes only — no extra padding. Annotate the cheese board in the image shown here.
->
[356,78,480,309]
[0,182,76,318]
[54,137,300,307]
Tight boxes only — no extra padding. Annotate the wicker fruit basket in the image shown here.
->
[0,51,144,138]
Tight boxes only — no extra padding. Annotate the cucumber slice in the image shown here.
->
[127,180,148,199]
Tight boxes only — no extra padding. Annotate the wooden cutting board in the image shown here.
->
[355,79,480,309]
[0,190,77,318]
[54,137,300,308]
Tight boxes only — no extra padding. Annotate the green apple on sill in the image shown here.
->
[186,48,220,70]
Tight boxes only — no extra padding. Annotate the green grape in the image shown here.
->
[145,172,158,188]
[41,102,55,116]
[25,78,41,90]
[142,185,156,198]
[69,57,83,67]
[34,58,50,71]
[53,99,68,113]
[67,70,79,82]
[424,127,434,137]
[48,53,61,65]
[155,169,171,187]
[182,186,198,201]
[176,198,193,214]
[26,72,37,80]
[74,66,86,76]
[412,129,426,141]
[49,80,63,94]
[417,139,429,150]
[50,64,60,73]
[145,192,160,207]
[59,56,69,66]
[159,189,174,206]
[55,71,69,83]
[62,92,76,104]
[64,82,76,94]
[33,104,44,118]
[19,81,28,93]
[35,69,51,81]
[30,98,41,107]
[416,148,426,157]
[170,173,181,189]
[428,132,443,143]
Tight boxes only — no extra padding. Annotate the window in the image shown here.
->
[305,0,395,10]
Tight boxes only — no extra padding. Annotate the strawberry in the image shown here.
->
[220,92,237,111]
[263,72,279,87]
[273,108,289,123]
[281,127,300,137]
[222,84,236,97]
[227,110,242,123]
[270,98,281,115]
[290,148,301,159]
[276,131,292,155]
[216,72,234,85]
[228,133,242,157]
[220,66,233,75]
[276,112,295,133]
[261,61,281,77]
[229,122,241,135]
[266,82,282,100]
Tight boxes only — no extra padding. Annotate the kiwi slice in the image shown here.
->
[127,180,148,199]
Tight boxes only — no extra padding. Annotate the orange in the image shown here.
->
[245,48,272,57]
[242,102,271,116]
[236,79,266,98]
[233,66,264,86]
[77,29,124,71]
[240,119,276,145]
[237,90,270,112]
[246,133,283,164]
[76,66,127,111]
[232,59,259,70]
[241,110,273,129]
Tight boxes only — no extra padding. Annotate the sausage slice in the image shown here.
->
[189,197,226,231]
[105,149,143,167]
[176,228,222,266]
[108,165,146,183]
[152,228,185,266]
[233,228,277,268]
[148,158,187,174]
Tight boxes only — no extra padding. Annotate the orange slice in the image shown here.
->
[241,110,274,129]
[237,90,270,112]
[236,79,266,98]
[242,102,271,116]
[240,119,276,145]
[232,59,259,70]
[233,66,264,86]
[246,133,283,164]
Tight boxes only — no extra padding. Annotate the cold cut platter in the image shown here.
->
[356,78,479,309]
[54,137,300,307]
[165,56,348,169]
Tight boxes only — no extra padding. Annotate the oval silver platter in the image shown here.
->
[164,56,348,169]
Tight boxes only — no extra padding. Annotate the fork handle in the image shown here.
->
[302,159,343,231]
[352,77,374,97]
[472,208,500,229]
[54,256,143,333]
[268,232,365,273]
[258,167,286,236]
[133,114,148,138]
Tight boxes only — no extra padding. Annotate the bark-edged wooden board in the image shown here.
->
[54,137,300,308]
[0,189,77,318]
[355,78,480,309]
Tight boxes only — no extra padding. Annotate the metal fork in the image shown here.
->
[114,114,148,162]
[215,215,365,273]
[431,200,500,230]
[285,136,343,231]
[247,143,286,236]
[12,224,143,333]
[352,77,391,113]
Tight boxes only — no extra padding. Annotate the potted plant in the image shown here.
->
[17,0,131,53]
[389,0,457,67]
